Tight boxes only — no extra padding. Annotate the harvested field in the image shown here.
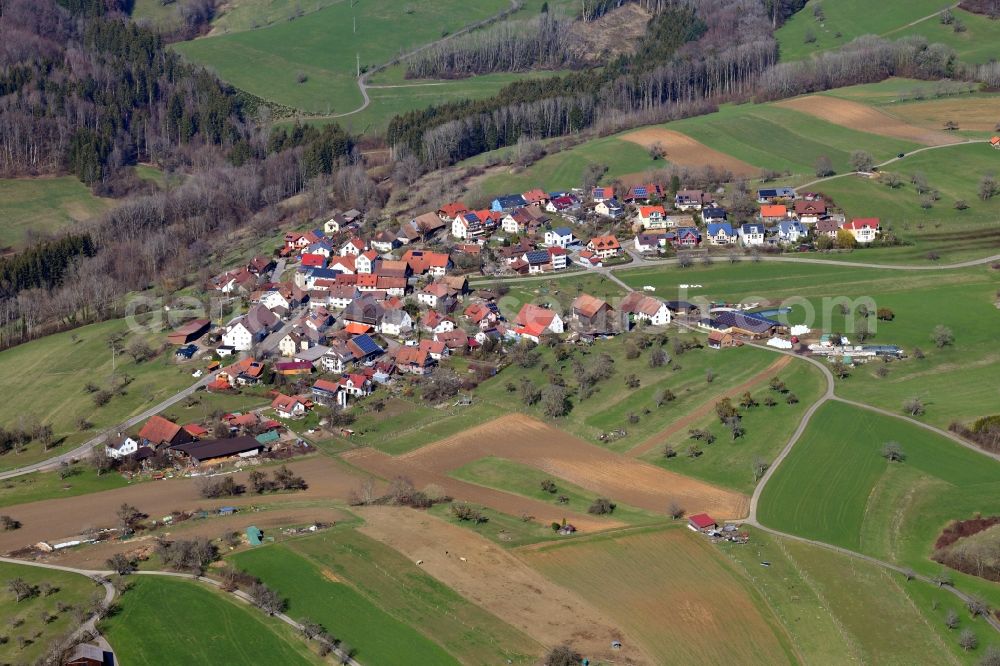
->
[356,506,654,664]
[775,96,962,146]
[619,128,758,176]
[887,97,1000,133]
[0,456,366,555]
[345,414,749,519]
[626,355,792,458]
[522,527,795,665]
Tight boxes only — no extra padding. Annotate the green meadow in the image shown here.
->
[0,177,112,249]
[0,466,129,508]
[233,530,538,664]
[102,576,318,664]
[174,0,508,114]
[758,401,1000,604]
[895,8,1000,64]
[0,316,198,471]
[776,0,956,61]
[720,529,988,664]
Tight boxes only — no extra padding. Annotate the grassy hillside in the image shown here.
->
[721,529,989,664]
[0,177,112,249]
[101,576,318,664]
[0,563,98,664]
[174,0,509,114]
[0,317,197,471]
[758,402,1000,588]
[893,8,1000,64]
[776,0,956,61]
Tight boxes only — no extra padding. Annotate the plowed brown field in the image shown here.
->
[345,414,749,519]
[357,505,655,664]
[775,96,962,146]
[619,128,758,175]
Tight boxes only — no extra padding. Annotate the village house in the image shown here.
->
[777,220,808,244]
[619,291,671,326]
[623,183,662,203]
[544,226,575,248]
[794,199,827,224]
[634,231,668,253]
[166,318,210,345]
[843,218,880,243]
[701,206,727,224]
[370,230,399,253]
[759,204,788,223]
[465,301,501,329]
[402,249,451,277]
[591,185,615,202]
[340,237,366,256]
[311,378,342,406]
[512,304,564,342]
[138,415,194,449]
[594,198,624,219]
[707,330,739,349]
[435,329,470,353]
[395,345,434,375]
[636,205,665,229]
[706,222,737,245]
[438,202,468,221]
[545,194,580,214]
[222,304,279,351]
[757,187,796,203]
[355,250,378,274]
[106,434,141,459]
[491,194,528,212]
[380,308,413,337]
[738,223,766,247]
[688,513,718,532]
[417,282,451,309]
[674,189,710,211]
[815,218,841,239]
[522,188,549,206]
[422,310,455,334]
[668,227,701,248]
[587,235,621,260]
[272,393,308,419]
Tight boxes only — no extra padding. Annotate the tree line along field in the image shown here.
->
[101,576,320,665]
[757,401,1000,607]
[172,0,510,115]
[0,177,112,250]
[719,528,989,664]
[775,0,958,61]
[0,316,197,472]
[231,528,539,665]
[618,260,1000,424]
[0,562,99,664]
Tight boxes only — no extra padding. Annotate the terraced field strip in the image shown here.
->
[379,413,749,519]
[775,95,962,146]
[627,355,792,458]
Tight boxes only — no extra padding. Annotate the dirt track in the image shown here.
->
[620,128,758,176]
[626,355,792,458]
[356,506,654,664]
[346,414,749,519]
[775,96,962,146]
[0,456,366,555]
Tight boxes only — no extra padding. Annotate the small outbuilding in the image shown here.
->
[246,526,264,546]
[688,513,718,532]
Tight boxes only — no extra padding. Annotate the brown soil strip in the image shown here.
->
[619,128,759,176]
[356,505,655,664]
[627,355,792,459]
[775,96,963,146]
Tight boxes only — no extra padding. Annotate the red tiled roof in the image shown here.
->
[688,513,716,529]
[138,415,184,445]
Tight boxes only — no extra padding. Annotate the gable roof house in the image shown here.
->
[843,217,880,243]
[380,308,413,337]
[522,188,549,205]
[402,250,452,277]
[594,198,624,219]
[465,301,501,329]
[491,194,528,212]
[793,199,827,223]
[706,222,736,245]
[634,231,668,253]
[172,436,267,464]
[401,212,447,244]
[587,235,621,259]
[669,227,702,248]
[777,220,808,244]
[815,218,841,238]
[271,393,308,419]
[438,202,469,221]
[619,292,671,326]
[512,304,564,342]
[624,183,662,203]
[395,345,435,375]
[545,194,580,213]
[544,227,575,248]
[674,189,710,211]
[591,186,615,202]
[572,294,614,332]
[370,230,399,253]
[759,204,788,223]
[138,415,194,449]
[637,205,666,229]
[757,187,796,203]
[738,223,766,247]
[701,206,727,223]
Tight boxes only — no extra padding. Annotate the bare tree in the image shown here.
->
[959,628,978,652]
[249,582,286,615]
[850,150,874,172]
[881,441,905,462]
[932,325,954,348]
[7,578,36,602]
[903,398,925,416]
[116,503,143,536]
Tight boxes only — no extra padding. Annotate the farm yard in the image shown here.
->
[101,576,318,665]
[522,526,797,665]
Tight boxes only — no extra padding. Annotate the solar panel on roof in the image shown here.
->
[634,187,647,196]
[352,334,383,355]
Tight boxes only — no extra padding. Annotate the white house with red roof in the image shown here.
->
[636,205,666,229]
[340,238,366,256]
[513,304,564,342]
[687,513,717,532]
[587,235,621,259]
[842,218,880,244]
[272,393,308,419]
[355,250,378,274]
